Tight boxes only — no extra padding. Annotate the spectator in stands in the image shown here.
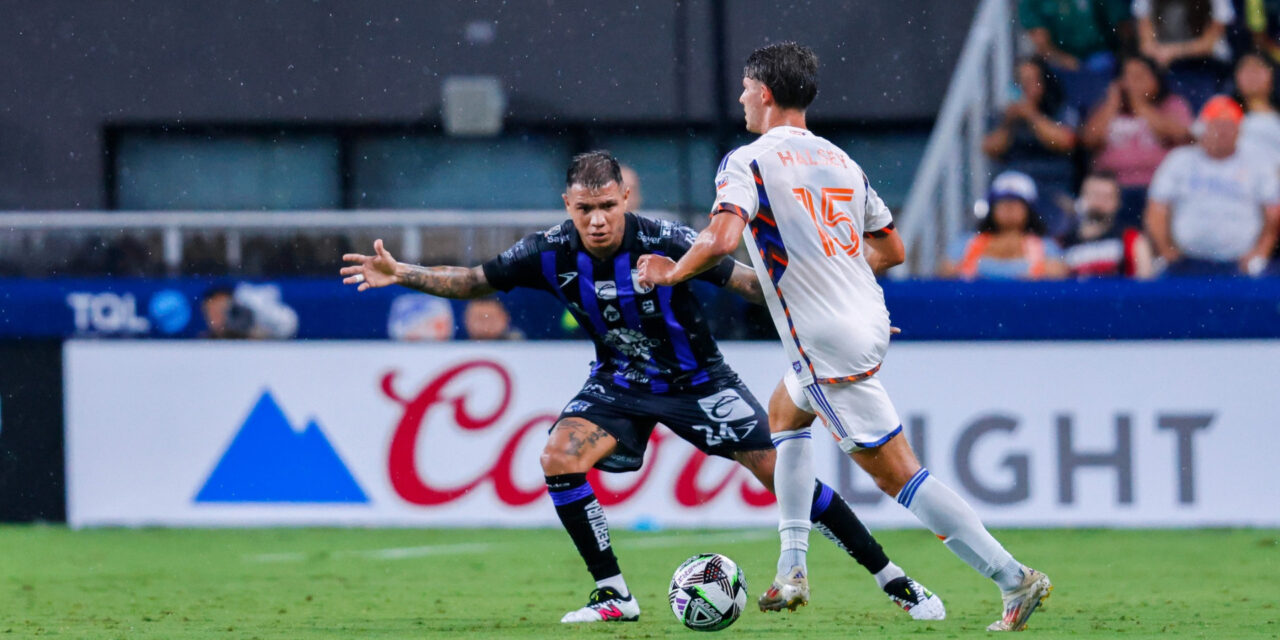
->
[939,171,1070,280]
[200,287,253,339]
[1133,0,1236,110]
[463,297,524,340]
[1019,0,1134,110]
[620,164,644,210]
[983,57,1079,233]
[1082,55,1193,227]
[1060,171,1156,277]
[200,283,299,339]
[1242,0,1280,65]
[1234,53,1280,162]
[1146,95,1280,275]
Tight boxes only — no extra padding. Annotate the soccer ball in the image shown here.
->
[668,553,748,631]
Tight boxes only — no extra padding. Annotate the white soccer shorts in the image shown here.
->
[783,368,903,453]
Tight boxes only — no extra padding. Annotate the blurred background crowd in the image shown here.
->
[4,1,1279,345]
[972,0,1280,279]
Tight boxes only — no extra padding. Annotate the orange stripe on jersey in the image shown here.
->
[815,363,882,385]
[863,222,896,239]
[712,202,750,222]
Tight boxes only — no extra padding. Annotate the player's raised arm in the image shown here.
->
[340,238,496,299]
[637,213,746,287]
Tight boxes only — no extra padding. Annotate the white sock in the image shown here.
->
[897,468,1020,590]
[873,561,906,589]
[596,574,630,598]
[991,559,1027,592]
[772,427,814,577]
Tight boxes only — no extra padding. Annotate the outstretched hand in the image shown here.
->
[636,254,679,289]
[340,239,400,292]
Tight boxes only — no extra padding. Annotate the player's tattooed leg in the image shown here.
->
[558,418,613,460]
[542,418,617,475]
[732,447,777,492]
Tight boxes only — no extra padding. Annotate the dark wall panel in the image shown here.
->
[723,0,981,122]
[0,341,65,522]
[0,0,974,209]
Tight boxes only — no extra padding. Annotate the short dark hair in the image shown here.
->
[977,199,1047,236]
[744,42,819,110]
[201,285,234,304]
[565,150,622,190]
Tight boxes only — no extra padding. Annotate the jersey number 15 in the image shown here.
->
[791,187,860,258]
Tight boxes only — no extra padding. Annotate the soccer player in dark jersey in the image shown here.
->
[340,150,943,624]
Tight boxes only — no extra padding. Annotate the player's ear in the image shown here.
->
[759,83,775,107]
[562,192,571,212]
[623,187,631,209]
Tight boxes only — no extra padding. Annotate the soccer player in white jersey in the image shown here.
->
[638,42,1051,631]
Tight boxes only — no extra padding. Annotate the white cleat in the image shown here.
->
[883,576,946,621]
[757,565,810,612]
[559,586,640,623]
[987,567,1052,631]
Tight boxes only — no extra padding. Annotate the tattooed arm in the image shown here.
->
[395,265,496,299]
[724,261,765,305]
[340,238,496,299]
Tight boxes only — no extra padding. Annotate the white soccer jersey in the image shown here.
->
[713,126,895,386]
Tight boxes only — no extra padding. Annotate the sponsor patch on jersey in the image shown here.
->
[630,269,654,295]
[640,299,657,315]
[558,271,578,288]
[564,400,593,414]
[603,305,621,322]
[696,389,757,422]
[595,281,617,300]
[603,328,662,359]
[792,361,803,373]
[581,382,613,400]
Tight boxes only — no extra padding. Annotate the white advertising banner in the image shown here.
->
[65,340,1280,528]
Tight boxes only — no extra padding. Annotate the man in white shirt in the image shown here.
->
[638,42,1050,632]
[1146,95,1280,276]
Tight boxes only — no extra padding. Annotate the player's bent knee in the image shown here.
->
[863,462,919,497]
[539,446,591,475]
[732,448,776,492]
[873,473,908,497]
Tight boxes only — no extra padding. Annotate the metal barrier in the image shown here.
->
[0,209,681,274]
[897,0,1014,277]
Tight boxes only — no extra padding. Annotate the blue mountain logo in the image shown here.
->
[195,390,369,503]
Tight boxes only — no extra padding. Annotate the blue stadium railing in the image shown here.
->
[3,278,1278,341]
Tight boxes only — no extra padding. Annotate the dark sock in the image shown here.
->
[546,473,621,581]
[810,479,890,574]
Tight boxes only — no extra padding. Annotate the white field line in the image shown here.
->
[344,542,495,560]
[244,530,773,563]
[624,529,775,549]
[244,541,495,564]
[247,551,309,563]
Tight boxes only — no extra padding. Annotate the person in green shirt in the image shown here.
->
[1020,0,1132,68]
[1245,0,1280,66]
[1019,0,1134,111]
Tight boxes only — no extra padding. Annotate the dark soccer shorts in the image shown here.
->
[555,377,774,473]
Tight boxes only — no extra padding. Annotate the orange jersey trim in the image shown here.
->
[712,202,750,222]
[815,363,882,385]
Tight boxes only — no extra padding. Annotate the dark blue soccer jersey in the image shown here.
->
[481,213,738,393]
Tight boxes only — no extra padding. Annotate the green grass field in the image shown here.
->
[2,526,1276,639]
